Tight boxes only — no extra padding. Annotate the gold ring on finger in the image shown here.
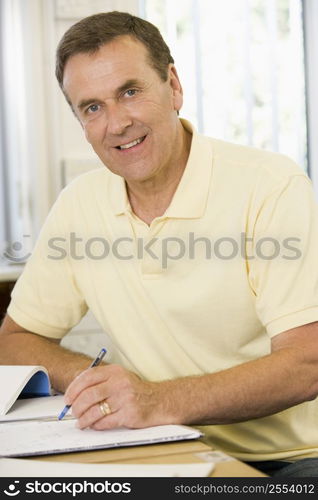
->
[99,400,112,417]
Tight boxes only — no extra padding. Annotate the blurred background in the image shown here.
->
[0,0,317,355]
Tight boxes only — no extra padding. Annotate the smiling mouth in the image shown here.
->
[116,136,146,150]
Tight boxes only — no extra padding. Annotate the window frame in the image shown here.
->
[0,5,9,257]
[302,0,318,197]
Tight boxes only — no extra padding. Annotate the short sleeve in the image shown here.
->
[7,191,88,339]
[248,174,318,337]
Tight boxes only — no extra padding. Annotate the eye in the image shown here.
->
[87,104,100,114]
[124,89,138,97]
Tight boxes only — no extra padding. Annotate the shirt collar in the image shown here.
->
[108,119,214,219]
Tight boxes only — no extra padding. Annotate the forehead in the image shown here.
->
[63,35,154,93]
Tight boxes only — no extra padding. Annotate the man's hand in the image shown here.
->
[65,321,318,431]
[64,364,176,430]
[3,313,318,429]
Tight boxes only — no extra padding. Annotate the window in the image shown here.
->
[142,0,308,170]
[0,0,51,265]
[303,0,318,194]
[0,5,8,259]
[0,0,32,264]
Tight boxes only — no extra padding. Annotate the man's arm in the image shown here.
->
[64,321,318,430]
[0,314,98,393]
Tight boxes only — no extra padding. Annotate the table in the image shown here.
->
[28,440,267,477]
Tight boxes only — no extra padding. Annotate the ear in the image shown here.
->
[168,65,183,112]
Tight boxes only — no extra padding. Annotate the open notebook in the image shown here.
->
[0,419,203,458]
[0,395,69,423]
[0,365,52,415]
[0,366,203,458]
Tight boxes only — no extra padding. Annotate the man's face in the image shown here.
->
[63,35,183,184]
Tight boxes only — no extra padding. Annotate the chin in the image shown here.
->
[122,171,156,183]
[111,163,158,183]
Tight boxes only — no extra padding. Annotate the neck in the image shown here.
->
[126,123,192,225]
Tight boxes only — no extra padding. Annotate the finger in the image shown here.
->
[71,380,110,418]
[90,414,122,430]
[64,365,111,405]
[76,399,117,429]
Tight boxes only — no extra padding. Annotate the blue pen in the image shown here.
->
[58,347,107,421]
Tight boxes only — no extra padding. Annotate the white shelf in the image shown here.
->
[0,264,24,283]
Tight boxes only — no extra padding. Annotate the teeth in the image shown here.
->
[119,137,143,150]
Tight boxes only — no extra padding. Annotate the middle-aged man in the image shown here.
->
[1,12,318,477]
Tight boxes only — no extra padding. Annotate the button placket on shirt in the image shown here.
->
[127,214,168,278]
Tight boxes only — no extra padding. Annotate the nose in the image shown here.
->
[106,102,133,136]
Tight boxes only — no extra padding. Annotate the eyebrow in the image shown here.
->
[77,79,142,112]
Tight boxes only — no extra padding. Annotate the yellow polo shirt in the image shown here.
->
[8,119,318,462]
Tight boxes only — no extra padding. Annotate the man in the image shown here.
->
[1,12,318,477]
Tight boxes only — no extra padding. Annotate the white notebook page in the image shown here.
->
[0,420,202,457]
[0,395,69,422]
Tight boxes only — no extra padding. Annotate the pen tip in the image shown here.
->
[58,409,66,420]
